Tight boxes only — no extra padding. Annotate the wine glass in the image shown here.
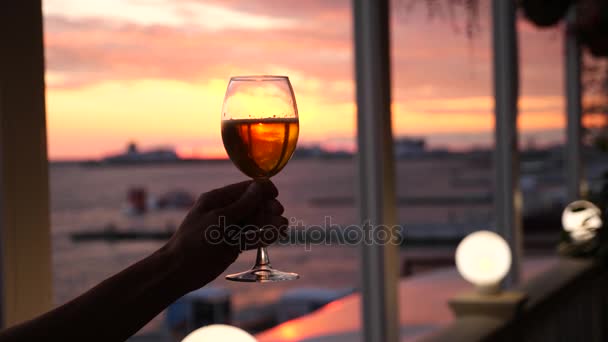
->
[221,75,299,282]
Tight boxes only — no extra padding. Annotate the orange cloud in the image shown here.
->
[43,0,570,159]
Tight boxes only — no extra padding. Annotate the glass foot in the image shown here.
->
[226,266,299,283]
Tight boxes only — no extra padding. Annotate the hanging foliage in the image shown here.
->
[519,0,608,57]
[398,0,481,38]
[520,0,572,27]
[576,0,608,57]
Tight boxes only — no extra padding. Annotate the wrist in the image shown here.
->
[156,242,214,294]
[154,244,196,295]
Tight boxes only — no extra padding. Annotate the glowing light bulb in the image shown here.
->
[562,200,602,242]
[455,230,511,294]
[182,324,256,342]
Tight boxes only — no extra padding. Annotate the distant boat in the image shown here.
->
[124,187,195,215]
[103,142,180,164]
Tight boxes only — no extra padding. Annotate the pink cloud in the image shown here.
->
[44,0,565,99]
[43,0,571,157]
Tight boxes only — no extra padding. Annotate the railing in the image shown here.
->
[423,258,608,342]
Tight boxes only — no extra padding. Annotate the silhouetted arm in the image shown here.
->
[0,181,286,342]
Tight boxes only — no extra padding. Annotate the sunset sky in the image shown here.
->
[43,0,567,160]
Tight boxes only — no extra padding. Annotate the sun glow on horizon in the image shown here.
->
[43,0,569,160]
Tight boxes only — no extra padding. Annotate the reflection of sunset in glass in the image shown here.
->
[43,0,567,159]
[222,118,299,178]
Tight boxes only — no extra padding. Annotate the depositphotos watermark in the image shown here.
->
[204,216,404,251]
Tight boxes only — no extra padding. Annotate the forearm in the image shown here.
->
[0,180,281,342]
[0,246,196,342]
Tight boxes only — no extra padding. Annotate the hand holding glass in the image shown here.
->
[221,76,299,282]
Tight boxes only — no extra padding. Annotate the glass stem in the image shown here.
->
[255,247,271,268]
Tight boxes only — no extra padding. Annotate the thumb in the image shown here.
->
[215,181,267,224]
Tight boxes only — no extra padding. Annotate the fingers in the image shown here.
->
[196,180,278,213]
[196,181,252,212]
[266,199,284,216]
[214,181,278,225]
[247,202,285,227]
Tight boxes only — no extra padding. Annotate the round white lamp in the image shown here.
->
[182,324,256,342]
[562,200,602,243]
[455,230,512,294]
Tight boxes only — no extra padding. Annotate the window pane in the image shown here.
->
[43,0,360,339]
[391,1,567,339]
